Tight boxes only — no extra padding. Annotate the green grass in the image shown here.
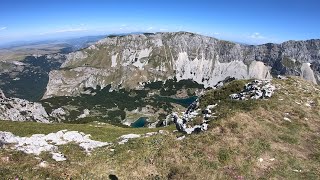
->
[0,120,173,142]
[249,138,271,157]
[278,134,299,144]
[1,77,320,179]
[218,148,232,164]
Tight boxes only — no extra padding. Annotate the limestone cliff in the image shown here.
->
[43,32,320,98]
[0,89,50,123]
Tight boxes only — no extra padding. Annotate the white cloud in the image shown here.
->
[147,27,153,30]
[159,28,168,31]
[0,27,7,31]
[213,32,220,35]
[54,27,87,33]
[249,32,265,39]
[242,32,281,44]
[40,27,88,35]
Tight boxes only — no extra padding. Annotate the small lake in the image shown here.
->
[130,96,197,128]
[131,117,148,128]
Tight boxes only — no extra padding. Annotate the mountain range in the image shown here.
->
[1,31,320,179]
[43,32,320,98]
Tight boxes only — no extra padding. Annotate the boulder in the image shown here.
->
[50,108,66,122]
[230,80,276,100]
[171,100,217,134]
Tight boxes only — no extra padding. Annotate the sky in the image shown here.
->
[0,0,320,45]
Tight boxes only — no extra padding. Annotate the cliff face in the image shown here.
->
[0,89,50,123]
[43,32,320,98]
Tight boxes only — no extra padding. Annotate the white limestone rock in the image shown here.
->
[0,130,110,161]
[284,117,292,122]
[61,51,88,68]
[174,53,271,88]
[117,132,163,144]
[0,89,50,123]
[50,108,67,121]
[248,61,272,79]
[119,134,141,139]
[118,134,141,144]
[111,53,118,67]
[145,132,158,137]
[132,48,152,70]
[77,109,90,119]
[176,135,186,140]
[171,99,216,134]
[51,152,66,162]
[301,63,317,84]
[230,80,276,100]
[38,161,49,168]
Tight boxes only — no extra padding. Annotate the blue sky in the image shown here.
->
[0,0,319,45]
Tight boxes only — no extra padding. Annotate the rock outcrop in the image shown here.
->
[0,89,50,123]
[230,80,276,100]
[171,79,276,134]
[0,130,110,161]
[171,99,215,134]
[301,63,317,84]
[49,108,67,122]
[43,32,320,98]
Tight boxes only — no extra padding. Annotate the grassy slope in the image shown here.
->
[0,121,173,142]
[1,77,320,179]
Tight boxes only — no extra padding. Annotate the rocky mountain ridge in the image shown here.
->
[42,32,320,98]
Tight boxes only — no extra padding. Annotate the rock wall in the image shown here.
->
[0,89,50,123]
[43,32,320,98]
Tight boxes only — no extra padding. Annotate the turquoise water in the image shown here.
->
[130,96,197,128]
[131,117,148,128]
